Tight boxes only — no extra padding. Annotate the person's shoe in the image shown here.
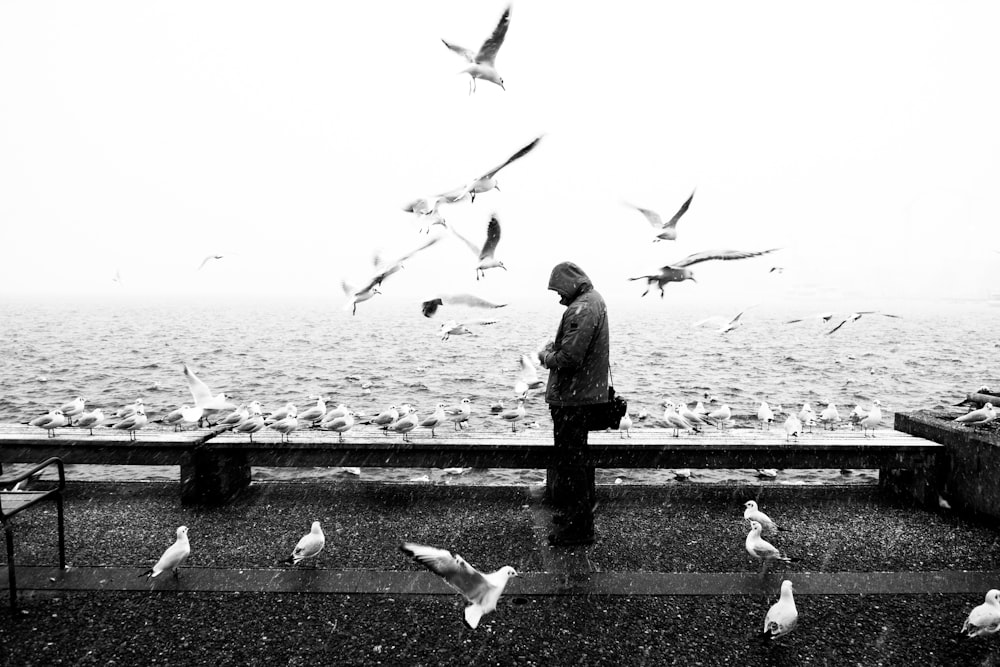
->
[547,531,595,547]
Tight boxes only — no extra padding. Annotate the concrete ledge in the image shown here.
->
[5,566,1000,596]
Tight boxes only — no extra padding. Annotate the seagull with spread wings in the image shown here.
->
[451,215,506,279]
[625,190,695,242]
[449,135,543,203]
[197,254,224,270]
[442,4,512,94]
[439,318,499,341]
[629,248,780,297]
[342,235,442,314]
[183,363,236,412]
[826,311,901,334]
[421,293,507,318]
[400,542,518,629]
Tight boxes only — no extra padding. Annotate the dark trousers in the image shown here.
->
[547,405,595,534]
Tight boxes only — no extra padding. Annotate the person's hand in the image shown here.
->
[538,341,554,367]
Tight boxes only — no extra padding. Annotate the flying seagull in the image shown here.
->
[449,135,543,203]
[197,255,224,270]
[440,319,499,341]
[451,215,506,279]
[399,542,519,629]
[183,363,236,412]
[421,293,507,318]
[625,189,695,242]
[343,235,442,314]
[442,4,512,94]
[629,248,780,297]
[827,311,901,335]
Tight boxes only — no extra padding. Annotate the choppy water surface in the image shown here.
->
[2,298,997,485]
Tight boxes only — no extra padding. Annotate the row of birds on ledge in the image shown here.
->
[131,496,1000,637]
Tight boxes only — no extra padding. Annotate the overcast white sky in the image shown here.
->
[1,1,998,312]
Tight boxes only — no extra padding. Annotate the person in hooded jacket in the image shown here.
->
[538,261,610,546]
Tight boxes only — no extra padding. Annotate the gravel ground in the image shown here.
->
[3,591,1000,666]
[5,482,999,574]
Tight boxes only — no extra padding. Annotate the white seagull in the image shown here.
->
[234,412,266,441]
[746,521,796,574]
[442,4,512,93]
[625,189,695,242]
[706,404,733,430]
[140,526,190,579]
[861,400,883,437]
[400,542,519,629]
[58,396,87,420]
[421,294,507,318]
[321,411,356,442]
[75,408,105,435]
[819,402,840,430]
[827,311,902,335]
[762,580,798,640]
[797,402,817,433]
[419,404,448,437]
[440,319,498,341]
[514,353,545,398]
[757,401,775,430]
[183,364,236,412]
[743,500,785,534]
[113,408,148,441]
[445,398,473,430]
[342,236,443,314]
[619,411,633,438]
[447,135,543,203]
[389,409,420,443]
[783,413,802,442]
[197,254,224,270]
[962,589,1000,638]
[499,398,526,432]
[283,521,325,566]
[629,248,780,297]
[29,410,69,437]
[451,215,507,280]
[954,403,997,427]
[297,396,327,424]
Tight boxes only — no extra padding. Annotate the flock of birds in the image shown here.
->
[131,498,1000,638]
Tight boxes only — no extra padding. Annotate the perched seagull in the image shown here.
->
[421,293,507,318]
[75,408,105,435]
[116,399,144,419]
[619,411,633,438]
[746,521,796,574]
[320,404,350,424]
[762,580,798,640]
[743,500,786,534]
[499,398,526,432]
[29,410,69,437]
[962,589,1000,638]
[197,254,224,270]
[217,404,250,430]
[625,189,695,242]
[160,405,203,431]
[451,215,507,280]
[399,542,519,629]
[297,396,327,424]
[113,408,148,441]
[629,248,780,297]
[445,398,473,430]
[269,412,299,442]
[283,521,325,566]
[366,405,399,431]
[266,403,298,424]
[819,402,840,430]
[389,409,420,443]
[706,404,733,430]
[678,402,712,429]
[59,396,87,420]
[139,526,190,579]
[783,413,802,442]
[419,404,448,437]
[514,354,545,398]
[234,412,266,441]
[849,404,868,431]
[954,403,998,428]
[439,318,499,341]
[757,401,775,430]
[442,4,512,94]
[797,402,817,433]
[321,411,356,442]
[827,311,902,335]
[183,364,236,412]
[861,400,883,438]
[662,402,698,437]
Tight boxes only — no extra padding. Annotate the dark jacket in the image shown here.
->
[541,262,610,406]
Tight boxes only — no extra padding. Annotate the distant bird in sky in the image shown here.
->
[197,254,224,270]
[786,312,835,324]
[962,589,1000,638]
[442,4,512,94]
[769,266,784,274]
[140,526,190,579]
[629,248,780,297]
[343,235,442,314]
[452,215,506,279]
[421,294,507,318]
[399,542,519,629]
[761,580,798,640]
[693,307,752,334]
[447,135,543,202]
[827,311,901,335]
[625,189,695,242]
[283,521,325,566]
[112,269,123,285]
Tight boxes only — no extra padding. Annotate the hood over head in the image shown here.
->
[548,262,593,305]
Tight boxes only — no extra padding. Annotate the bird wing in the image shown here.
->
[662,190,695,231]
[449,226,483,257]
[673,248,780,268]
[517,354,541,385]
[421,298,444,318]
[446,294,507,309]
[184,364,215,408]
[400,543,490,602]
[476,4,511,65]
[480,216,502,260]
[441,39,476,62]
[826,319,849,335]
[626,203,663,229]
[479,135,543,180]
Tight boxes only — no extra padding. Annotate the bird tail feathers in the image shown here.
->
[464,604,483,630]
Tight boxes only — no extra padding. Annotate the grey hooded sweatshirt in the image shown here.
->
[541,262,610,406]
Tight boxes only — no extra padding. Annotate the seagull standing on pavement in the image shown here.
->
[762,580,798,640]
[283,521,325,566]
[962,589,1000,638]
[139,526,190,579]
